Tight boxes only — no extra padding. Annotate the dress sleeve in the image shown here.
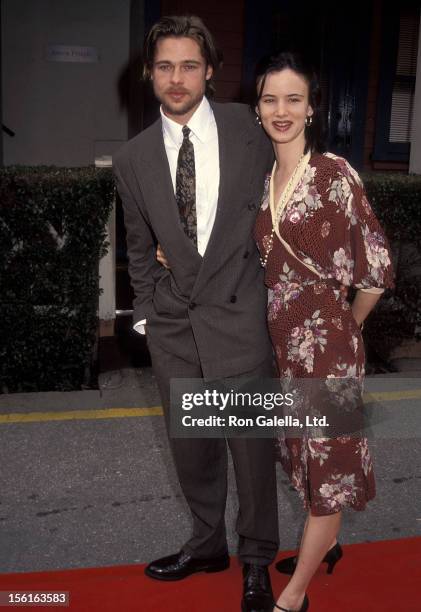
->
[325,161,395,291]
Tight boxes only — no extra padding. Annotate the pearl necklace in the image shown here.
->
[260,153,308,268]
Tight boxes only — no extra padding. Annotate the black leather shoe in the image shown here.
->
[241,563,274,612]
[274,593,309,611]
[144,550,230,581]
[275,543,343,576]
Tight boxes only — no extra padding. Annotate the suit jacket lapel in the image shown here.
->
[131,119,202,267]
[191,103,257,296]
[205,103,254,253]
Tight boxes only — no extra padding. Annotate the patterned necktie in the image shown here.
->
[176,125,197,246]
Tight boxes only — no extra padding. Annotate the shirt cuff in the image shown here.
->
[134,319,146,335]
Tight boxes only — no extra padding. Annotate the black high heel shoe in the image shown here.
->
[274,593,309,611]
[275,542,343,575]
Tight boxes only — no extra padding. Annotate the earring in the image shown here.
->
[255,114,262,125]
[305,116,313,126]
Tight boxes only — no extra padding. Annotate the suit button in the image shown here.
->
[248,203,257,211]
[188,302,196,310]
[230,295,237,303]
[243,251,250,259]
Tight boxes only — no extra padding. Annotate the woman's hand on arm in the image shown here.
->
[156,244,170,269]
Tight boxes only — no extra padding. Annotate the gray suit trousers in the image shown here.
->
[147,338,279,566]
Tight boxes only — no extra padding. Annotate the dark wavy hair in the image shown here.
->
[143,15,221,97]
[254,51,326,154]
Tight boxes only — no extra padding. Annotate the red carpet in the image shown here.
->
[0,537,420,611]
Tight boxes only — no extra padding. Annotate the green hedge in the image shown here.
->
[1,168,420,392]
[362,172,421,362]
[0,166,114,392]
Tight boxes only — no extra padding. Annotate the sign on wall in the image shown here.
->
[46,45,99,63]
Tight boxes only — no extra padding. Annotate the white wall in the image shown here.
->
[2,0,131,166]
[409,15,421,174]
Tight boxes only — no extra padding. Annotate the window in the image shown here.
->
[373,6,420,162]
[389,13,418,143]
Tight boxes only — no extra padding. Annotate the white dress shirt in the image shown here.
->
[134,96,220,334]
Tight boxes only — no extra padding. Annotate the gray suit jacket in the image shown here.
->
[113,102,274,378]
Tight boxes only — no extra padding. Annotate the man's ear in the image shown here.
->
[206,65,213,81]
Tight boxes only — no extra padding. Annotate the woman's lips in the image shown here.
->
[273,121,292,132]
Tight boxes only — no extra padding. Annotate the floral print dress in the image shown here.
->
[254,152,394,515]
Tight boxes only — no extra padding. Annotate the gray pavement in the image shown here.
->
[0,368,420,574]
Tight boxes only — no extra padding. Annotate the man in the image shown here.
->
[113,15,278,612]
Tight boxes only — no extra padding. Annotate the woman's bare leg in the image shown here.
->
[274,510,342,611]
[298,515,338,552]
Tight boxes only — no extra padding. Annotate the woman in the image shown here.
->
[253,52,394,612]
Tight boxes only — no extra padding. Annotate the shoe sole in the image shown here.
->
[144,560,230,581]
[241,598,274,612]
